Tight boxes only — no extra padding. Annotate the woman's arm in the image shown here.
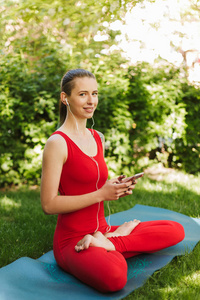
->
[40,135,130,215]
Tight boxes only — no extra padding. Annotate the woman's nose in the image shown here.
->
[87,94,94,103]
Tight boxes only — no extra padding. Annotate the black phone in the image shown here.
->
[122,172,144,183]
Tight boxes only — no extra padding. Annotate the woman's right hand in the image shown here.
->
[98,178,132,201]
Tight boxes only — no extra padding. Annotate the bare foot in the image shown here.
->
[104,220,141,238]
[75,231,116,252]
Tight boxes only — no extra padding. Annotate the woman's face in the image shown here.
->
[67,77,98,119]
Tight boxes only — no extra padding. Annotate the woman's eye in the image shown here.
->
[80,93,85,96]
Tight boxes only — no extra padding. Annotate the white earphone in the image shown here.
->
[65,98,69,106]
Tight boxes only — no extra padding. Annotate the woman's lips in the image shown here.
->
[84,107,94,113]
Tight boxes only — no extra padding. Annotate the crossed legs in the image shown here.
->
[55,220,185,292]
[75,219,141,252]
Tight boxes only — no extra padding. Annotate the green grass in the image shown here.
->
[0,168,200,299]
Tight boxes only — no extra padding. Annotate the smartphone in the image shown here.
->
[122,172,144,183]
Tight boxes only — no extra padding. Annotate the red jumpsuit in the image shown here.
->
[52,130,185,292]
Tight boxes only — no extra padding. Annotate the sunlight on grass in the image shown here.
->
[183,271,200,284]
[0,196,21,210]
[160,271,200,296]
[145,165,200,195]
[142,179,179,193]
[163,172,200,194]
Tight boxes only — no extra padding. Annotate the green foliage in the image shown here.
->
[0,0,134,186]
[174,84,200,173]
[127,62,185,147]
[0,50,61,186]
[1,1,200,187]
[124,61,200,174]
[1,52,200,186]
[93,60,134,177]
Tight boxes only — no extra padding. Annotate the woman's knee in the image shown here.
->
[173,221,185,242]
[99,256,127,292]
[65,247,128,293]
[167,221,185,245]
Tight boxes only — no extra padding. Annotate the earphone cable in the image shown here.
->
[68,104,79,132]
[66,105,111,233]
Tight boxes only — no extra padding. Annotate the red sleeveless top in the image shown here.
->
[52,129,109,243]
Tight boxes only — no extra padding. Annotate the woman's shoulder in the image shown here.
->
[48,131,67,144]
[44,132,68,156]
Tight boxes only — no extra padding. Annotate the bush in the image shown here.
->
[0,50,63,186]
[1,55,200,187]
[124,62,200,174]
[173,84,200,173]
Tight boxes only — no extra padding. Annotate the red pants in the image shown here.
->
[53,220,184,292]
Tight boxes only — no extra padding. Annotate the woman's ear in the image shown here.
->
[60,92,67,105]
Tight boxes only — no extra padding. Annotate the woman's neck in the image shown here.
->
[60,117,88,136]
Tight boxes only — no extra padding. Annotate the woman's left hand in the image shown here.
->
[118,177,137,198]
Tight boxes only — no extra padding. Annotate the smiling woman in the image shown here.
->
[61,76,98,124]
[59,69,97,126]
[40,68,185,293]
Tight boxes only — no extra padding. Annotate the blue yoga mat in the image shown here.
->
[0,204,200,300]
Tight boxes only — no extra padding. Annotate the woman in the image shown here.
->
[40,69,185,292]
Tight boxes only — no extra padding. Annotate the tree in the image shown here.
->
[0,0,142,186]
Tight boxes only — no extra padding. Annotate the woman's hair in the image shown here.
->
[59,69,96,125]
